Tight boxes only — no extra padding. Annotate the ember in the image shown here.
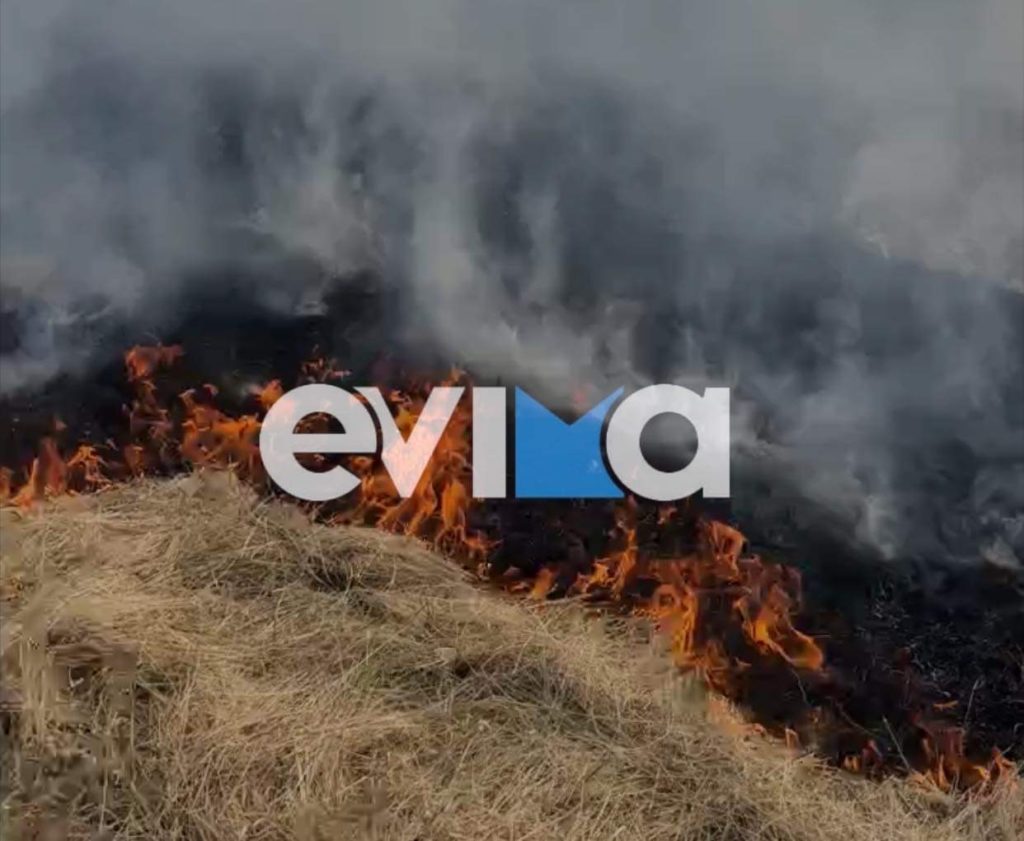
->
[0,344,1018,793]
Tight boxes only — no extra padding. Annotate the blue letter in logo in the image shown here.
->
[514,388,624,498]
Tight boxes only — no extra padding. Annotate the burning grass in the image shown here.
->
[1,474,1021,840]
[1,344,1020,791]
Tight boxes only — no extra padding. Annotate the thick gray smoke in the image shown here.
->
[1,0,1022,568]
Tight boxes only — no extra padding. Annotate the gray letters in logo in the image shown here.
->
[604,384,730,501]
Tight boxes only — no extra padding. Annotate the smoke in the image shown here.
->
[1,0,1022,567]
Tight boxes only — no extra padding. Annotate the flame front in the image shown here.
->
[0,344,1015,793]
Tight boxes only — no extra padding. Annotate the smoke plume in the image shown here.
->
[1,0,1022,567]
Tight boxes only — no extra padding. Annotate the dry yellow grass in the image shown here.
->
[0,473,1020,840]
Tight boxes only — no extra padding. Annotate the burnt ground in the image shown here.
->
[477,496,1024,770]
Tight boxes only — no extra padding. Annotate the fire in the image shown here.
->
[179,388,264,481]
[531,504,826,689]
[253,379,284,411]
[10,437,65,507]
[338,371,492,559]
[0,344,1016,793]
[124,343,184,381]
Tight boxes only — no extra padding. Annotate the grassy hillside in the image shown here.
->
[1,474,1020,840]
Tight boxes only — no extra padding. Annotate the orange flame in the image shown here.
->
[125,343,184,382]
[0,344,1015,793]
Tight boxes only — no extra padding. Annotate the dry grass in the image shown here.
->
[0,473,1020,840]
